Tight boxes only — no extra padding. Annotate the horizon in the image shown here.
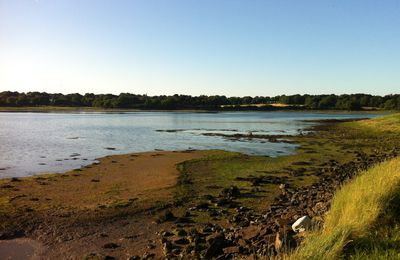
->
[1,1,399,96]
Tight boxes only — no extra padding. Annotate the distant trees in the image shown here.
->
[0,91,399,111]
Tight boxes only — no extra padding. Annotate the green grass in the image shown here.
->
[345,113,400,135]
[288,156,400,260]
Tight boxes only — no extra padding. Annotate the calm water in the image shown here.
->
[0,111,376,178]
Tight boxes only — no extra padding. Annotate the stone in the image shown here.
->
[241,225,262,240]
[102,242,120,249]
[221,185,241,198]
[175,228,187,236]
[237,238,247,247]
[161,231,173,237]
[173,237,190,245]
[204,232,227,258]
[202,226,213,233]
[223,246,241,254]
[195,202,210,209]
[142,252,155,259]
[157,210,175,223]
[162,241,172,254]
[292,215,311,233]
[171,248,181,255]
[147,243,156,249]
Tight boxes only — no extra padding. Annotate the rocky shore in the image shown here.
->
[148,147,398,259]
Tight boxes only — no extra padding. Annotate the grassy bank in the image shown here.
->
[289,156,400,260]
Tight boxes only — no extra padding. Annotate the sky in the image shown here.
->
[0,0,399,97]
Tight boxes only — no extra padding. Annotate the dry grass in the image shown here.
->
[355,113,400,133]
[288,157,400,260]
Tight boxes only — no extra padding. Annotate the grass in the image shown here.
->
[288,156,400,260]
[355,113,400,133]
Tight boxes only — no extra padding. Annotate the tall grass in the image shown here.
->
[289,157,400,260]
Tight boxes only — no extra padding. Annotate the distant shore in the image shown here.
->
[0,105,388,114]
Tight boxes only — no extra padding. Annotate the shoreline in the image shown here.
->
[1,115,399,259]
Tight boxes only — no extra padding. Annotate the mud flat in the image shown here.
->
[0,150,207,258]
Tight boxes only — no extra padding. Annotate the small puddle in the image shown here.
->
[0,238,43,260]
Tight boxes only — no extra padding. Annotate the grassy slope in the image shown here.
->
[289,114,400,260]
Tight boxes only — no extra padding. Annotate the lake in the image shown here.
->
[0,111,376,178]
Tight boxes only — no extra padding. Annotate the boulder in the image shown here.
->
[205,232,228,258]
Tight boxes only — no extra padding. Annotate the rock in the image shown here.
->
[221,186,241,198]
[206,232,224,245]
[162,241,172,255]
[173,237,190,245]
[175,228,187,236]
[202,226,213,233]
[313,201,326,214]
[172,248,181,255]
[147,243,156,249]
[102,242,120,249]
[142,252,155,259]
[292,216,311,233]
[195,202,210,209]
[161,231,173,237]
[156,210,175,223]
[205,232,227,258]
[216,198,233,207]
[223,246,241,254]
[202,194,214,200]
[237,238,247,247]
[241,225,262,241]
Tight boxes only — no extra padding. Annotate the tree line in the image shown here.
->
[0,91,399,110]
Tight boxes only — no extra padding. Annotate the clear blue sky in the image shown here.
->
[0,0,399,96]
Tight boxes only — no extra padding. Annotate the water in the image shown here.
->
[0,111,376,178]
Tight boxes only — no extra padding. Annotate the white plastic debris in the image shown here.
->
[292,215,311,233]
